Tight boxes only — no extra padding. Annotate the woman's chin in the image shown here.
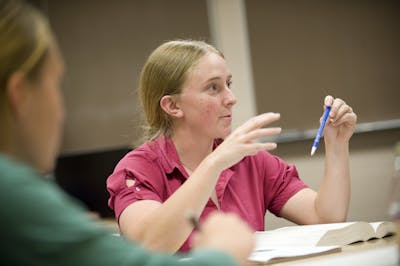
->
[218,129,232,139]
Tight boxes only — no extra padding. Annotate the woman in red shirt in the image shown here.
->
[107,40,357,253]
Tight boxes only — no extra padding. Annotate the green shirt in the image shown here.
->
[0,154,238,266]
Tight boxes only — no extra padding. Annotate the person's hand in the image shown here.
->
[209,112,281,171]
[322,95,357,143]
[192,212,254,265]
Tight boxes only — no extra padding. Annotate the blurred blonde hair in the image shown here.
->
[139,40,224,140]
[0,0,51,114]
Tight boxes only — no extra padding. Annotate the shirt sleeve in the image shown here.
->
[262,153,308,216]
[107,152,166,222]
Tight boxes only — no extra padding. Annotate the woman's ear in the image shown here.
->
[160,95,183,118]
[6,71,29,118]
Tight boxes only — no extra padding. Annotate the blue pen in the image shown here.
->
[311,106,331,156]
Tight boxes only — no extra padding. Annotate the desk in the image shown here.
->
[249,235,399,266]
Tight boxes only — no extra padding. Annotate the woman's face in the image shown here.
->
[176,52,237,139]
[20,45,65,173]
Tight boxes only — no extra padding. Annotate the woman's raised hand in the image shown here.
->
[323,95,357,144]
[210,112,281,171]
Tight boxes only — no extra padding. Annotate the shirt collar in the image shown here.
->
[155,135,235,199]
[155,135,185,176]
[155,135,225,178]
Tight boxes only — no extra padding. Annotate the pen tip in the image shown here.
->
[311,147,316,156]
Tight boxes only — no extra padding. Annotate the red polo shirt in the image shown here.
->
[107,135,307,252]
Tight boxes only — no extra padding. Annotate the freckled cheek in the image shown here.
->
[202,102,219,120]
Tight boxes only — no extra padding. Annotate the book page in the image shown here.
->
[273,222,358,233]
[248,246,341,263]
[370,221,397,238]
[317,222,374,246]
[255,221,396,251]
[254,230,323,250]
[254,222,358,250]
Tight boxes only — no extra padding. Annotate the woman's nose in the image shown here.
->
[224,88,237,106]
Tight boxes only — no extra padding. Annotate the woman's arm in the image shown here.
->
[280,96,357,224]
[119,113,281,252]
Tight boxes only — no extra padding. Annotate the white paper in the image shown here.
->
[248,246,340,263]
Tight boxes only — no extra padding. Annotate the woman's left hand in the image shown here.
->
[323,95,357,143]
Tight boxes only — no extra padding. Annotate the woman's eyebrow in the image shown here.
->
[204,74,232,83]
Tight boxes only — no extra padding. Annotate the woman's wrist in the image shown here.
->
[324,139,349,160]
[324,137,349,149]
[202,152,225,174]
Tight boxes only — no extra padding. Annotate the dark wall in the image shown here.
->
[55,148,131,218]
[47,0,211,154]
[247,0,400,131]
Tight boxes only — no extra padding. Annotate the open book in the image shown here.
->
[249,221,396,263]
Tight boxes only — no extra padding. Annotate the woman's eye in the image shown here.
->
[227,80,232,88]
[209,85,218,91]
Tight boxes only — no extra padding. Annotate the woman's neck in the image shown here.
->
[171,129,214,173]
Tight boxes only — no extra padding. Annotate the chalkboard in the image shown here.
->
[47,0,211,153]
[247,0,400,131]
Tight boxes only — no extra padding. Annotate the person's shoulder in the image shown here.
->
[0,154,76,214]
[122,140,161,162]
[0,154,40,187]
[113,137,169,172]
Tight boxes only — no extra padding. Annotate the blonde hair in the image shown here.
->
[139,40,224,140]
[0,0,51,113]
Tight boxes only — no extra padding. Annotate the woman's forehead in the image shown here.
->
[186,53,230,82]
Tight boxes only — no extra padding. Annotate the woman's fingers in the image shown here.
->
[324,95,334,107]
[331,104,350,125]
[331,112,357,127]
[241,127,282,143]
[235,112,280,135]
[328,98,345,120]
[218,113,281,160]
[244,142,278,155]
[323,96,356,127]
